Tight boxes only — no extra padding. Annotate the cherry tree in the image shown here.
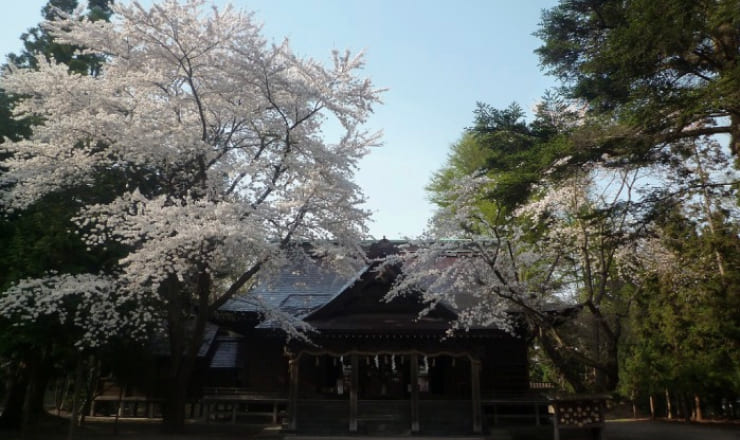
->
[391,162,643,392]
[0,0,381,431]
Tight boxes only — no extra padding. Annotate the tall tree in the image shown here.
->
[9,0,112,71]
[0,0,381,433]
[397,98,637,392]
[0,1,115,432]
[536,0,740,158]
[428,100,575,212]
[536,0,740,397]
[619,206,740,418]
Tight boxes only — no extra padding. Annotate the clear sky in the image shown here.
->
[0,0,559,239]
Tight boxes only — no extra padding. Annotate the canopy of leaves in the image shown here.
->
[428,97,577,216]
[619,206,740,401]
[415,0,740,397]
[536,0,740,157]
[7,0,113,75]
[0,0,381,347]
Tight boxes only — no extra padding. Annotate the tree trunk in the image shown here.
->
[537,330,588,393]
[603,342,620,392]
[21,347,52,439]
[113,383,124,435]
[0,368,28,429]
[1,352,52,433]
[160,271,211,434]
[59,375,71,414]
[730,112,740,157]
[54,378,64,416]
[665,388,673,419]
[79,355,100,426]
[162,374,190,434]
[68,355,85,440]
[694,394,702,421]
[679,393,691,422]
[21,360,39,440]
[27,364,51,421]
[649,394,655,420]
[160,299,190,433]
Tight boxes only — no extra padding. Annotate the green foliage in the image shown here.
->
[0,0,119,292]
[427,132,489,206]
[428,0,740,396]
[426,97,635,393]
[0,91,33,145]
[536,2,740,399]
[428,96,576,216]
[0,1,118,427]
[470,102,547,209]
[536,0,740,158]
[619,206,740,406]
[7,0,113,75]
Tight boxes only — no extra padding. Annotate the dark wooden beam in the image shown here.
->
[410,354,420,433]
[287,357,299,431]
[471,358,482,433]
[349,354,359,432]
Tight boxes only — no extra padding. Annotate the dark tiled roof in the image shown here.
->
[209,339,240,368]
[199,323,220,356]
[220,260,368,317]
[212,242,528,334]
[280,294,334,314]
[150,321,219,357]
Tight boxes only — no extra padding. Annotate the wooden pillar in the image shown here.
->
[410,354,420,433]
[349,354,359,432]
[288,356,300,431]
[471,358,482,433]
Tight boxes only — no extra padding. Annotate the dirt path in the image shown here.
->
[3,417,739,440]
[604,419,740,440]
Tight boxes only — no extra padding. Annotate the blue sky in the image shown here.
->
[0,0,558,239]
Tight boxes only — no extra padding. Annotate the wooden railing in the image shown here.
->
[202,388,287,424]
[482,395,550,426]
[529,381,557,390]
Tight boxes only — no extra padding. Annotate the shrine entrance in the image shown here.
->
[287,350,481,435]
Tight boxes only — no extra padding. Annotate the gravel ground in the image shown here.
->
[3,417,739,440]
[603,419,740,440]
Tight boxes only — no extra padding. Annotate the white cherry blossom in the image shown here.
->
[0,0,382,349]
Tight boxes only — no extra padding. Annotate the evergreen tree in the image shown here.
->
[0,1,115,432]
[620,206,740,419]
[536,0,740,161]
[419,97,636,392]
[535,0,740,400]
